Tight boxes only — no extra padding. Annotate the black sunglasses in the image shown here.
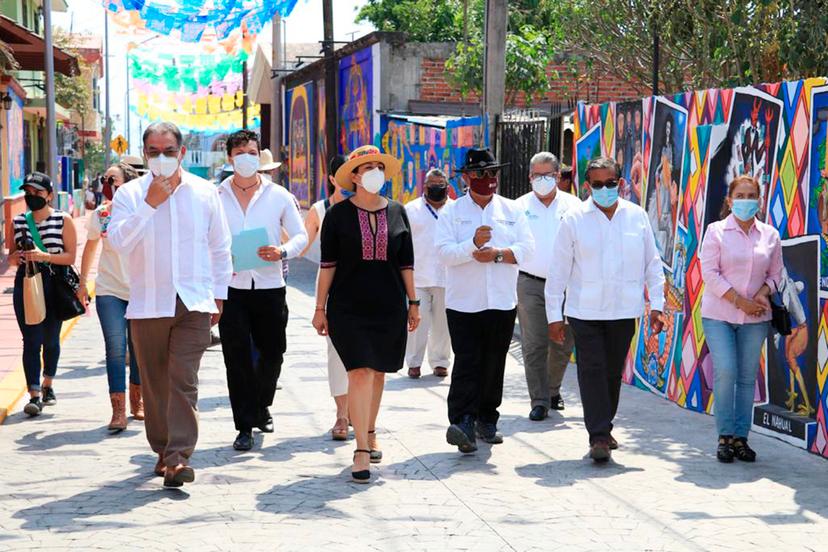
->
[470,169,498,178]
[106,176,116,186]
[590,179,619,190]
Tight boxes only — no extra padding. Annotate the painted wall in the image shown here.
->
[573,79,828,458]
[338,47,373,155]
[6,89,25,197]
[376,115,486,203]
[284,81,314,208]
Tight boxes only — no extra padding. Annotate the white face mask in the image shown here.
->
[359,167,386,194]
[531,175,557,196]
[148,154,180,178]
[233,153,260,178]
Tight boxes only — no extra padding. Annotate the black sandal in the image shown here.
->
[368,430,382,463]
[352,449,371,483]
[717,435,734,463]
[732,437,756,462]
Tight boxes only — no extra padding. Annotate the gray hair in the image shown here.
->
[143,122,183,148]
[585,156,620,182]
[529,151,559,173]
[425,167,448,181]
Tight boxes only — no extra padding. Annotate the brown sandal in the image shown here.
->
[331,417,349,441]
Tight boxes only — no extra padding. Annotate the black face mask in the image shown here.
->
[425,185,448,202]
[25,194,48,211]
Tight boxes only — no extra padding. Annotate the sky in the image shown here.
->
[52,0,376,154]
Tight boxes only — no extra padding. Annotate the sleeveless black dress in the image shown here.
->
[320,199,414,372]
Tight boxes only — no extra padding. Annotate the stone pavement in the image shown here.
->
[0,259,826,551]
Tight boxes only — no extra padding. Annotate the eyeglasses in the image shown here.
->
[106,176,116,186]
[470,169,498,179]
[145,149,181,158]
[590,179,619,190]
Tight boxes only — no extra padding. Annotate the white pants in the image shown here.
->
[405,286,452,369]
[327,337,348,397]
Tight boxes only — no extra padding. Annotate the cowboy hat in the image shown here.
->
[121,154,149,175]
[258,149,282,172]
[456,147,510,173]
[334,145,402,191]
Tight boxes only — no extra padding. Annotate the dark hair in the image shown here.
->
[113,161,139,183]
[143,122,183,147]
[720,175,761,219]
[585,157,620,182]
[327,154,347,195]
[225,129,260,156]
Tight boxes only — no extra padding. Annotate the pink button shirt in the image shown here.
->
[700,214,783,324]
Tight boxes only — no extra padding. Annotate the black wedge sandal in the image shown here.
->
[732,437,756,462]
[352,449,371,483]
[368,430,382,463]
[717,435,734,463]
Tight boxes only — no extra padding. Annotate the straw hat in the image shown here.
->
[334,145,402,191]
[258,149,282,172]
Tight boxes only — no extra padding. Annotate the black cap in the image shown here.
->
[456,148,510,173]
[23,172,53,193]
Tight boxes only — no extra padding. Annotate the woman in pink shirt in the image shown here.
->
[700,175,782,463]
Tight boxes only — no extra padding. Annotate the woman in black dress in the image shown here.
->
[313,145,420,483]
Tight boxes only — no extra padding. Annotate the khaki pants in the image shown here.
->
[130,298,211,467]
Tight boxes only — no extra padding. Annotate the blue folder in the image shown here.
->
[231,227,270,272]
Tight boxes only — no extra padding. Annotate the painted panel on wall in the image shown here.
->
[339,47,373,155]
[287,81,314,208]
[315,78,328,202]
[574,78,828,458]
[7,89,25,196]
[376,115,486,203]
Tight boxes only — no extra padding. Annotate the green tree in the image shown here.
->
[356,0,464,42]
[82,139,108,179]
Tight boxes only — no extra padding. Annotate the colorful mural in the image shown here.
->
[376,115,486,203]
[574,78,828,458]
[339,47,373,154]
[286,81,313,208]
[315,78,328,201]
[6,89,25,196]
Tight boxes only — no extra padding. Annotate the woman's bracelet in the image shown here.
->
[315,305,325,311]
[408,298,420,306]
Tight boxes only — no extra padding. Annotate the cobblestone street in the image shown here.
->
[0,260,825,551]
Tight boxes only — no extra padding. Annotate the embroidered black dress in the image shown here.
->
[320,199,414,372]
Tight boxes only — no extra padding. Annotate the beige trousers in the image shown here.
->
[130,297,211,467]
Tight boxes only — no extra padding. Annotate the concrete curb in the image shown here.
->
[0,282,95,424]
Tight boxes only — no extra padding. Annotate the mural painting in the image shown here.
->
[615,100,645,204]
[376,115,486,203]
[6,89,25,196]
[287,81,313,208]
[316,78,329,201]
[574,79,828,458]
[574,123,602,200]
[339,47,373,155]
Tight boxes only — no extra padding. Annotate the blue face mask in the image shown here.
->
[731,199,759,221]
[592,186,619,208]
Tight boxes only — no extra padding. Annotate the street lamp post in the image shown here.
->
[43,0,58,183]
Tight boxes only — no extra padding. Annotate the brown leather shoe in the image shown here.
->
[154,455,166,477]
[589,440,611,463]
[407,366,421,379]
[129,383,144,420]
[433,366,449,378]
[163,464,195,488]
[108,393,127,432]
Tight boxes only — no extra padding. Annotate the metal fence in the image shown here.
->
[495,118,548,199]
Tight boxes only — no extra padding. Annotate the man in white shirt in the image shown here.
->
[546,156,665,463]
[515,152,582,421]
[108,122,233,487]
[436,148,534,454]
[216,130,308,451]
[404,168,453,379]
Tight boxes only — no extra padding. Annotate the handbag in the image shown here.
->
[769,281,792,336]
[22,241,47,325]
[25,211,86,321]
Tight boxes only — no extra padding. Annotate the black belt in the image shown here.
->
[519,271,545,282]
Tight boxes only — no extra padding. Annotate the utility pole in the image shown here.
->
[270,14,282,158]
[242,60,248,129]
[103,10,112,167]
[482,0,506,151]
[652,26,660,96]
[322,0,338,157]
[43,0,58,183]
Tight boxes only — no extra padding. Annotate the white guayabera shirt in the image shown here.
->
[108,170,233,319]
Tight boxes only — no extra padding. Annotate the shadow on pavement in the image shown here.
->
[256,471,379,519]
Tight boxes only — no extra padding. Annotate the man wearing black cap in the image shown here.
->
[435,148,535,453]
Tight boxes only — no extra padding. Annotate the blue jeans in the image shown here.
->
[702,318,768,438]
[13,267,62,391]
[96,294,140,393]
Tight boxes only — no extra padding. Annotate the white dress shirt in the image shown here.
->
[108,170,233,319]
[218,176,308,290]
[436,193,535,313]
[516,189,582,278]
[545,198,665,323]
[405,196,453,288]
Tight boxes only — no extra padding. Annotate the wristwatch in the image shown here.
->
[280,249,288,260]
[494,250,504,264]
